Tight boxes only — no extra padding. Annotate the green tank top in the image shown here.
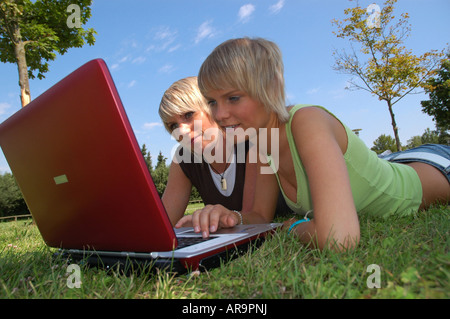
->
[268,104,422,219]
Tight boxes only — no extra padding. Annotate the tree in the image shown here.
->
[406,128,439,149]
[421,53,450,131]
[0,172,28,217]
[332,0,444,151]
[152,151,169,196]
[155,151,167,171]
[371,134,397,154]
[140,144,153,175]
[0,0,96,107]
[420,128,440,145]
[405,135,422,149]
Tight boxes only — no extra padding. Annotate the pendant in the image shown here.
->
[221,177,227,191]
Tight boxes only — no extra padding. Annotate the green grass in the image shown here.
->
[0,204,448,299]
[183,202,205,215]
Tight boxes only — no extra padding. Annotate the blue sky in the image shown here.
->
[0,0,449,173]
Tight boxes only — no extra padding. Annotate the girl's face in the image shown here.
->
[166,110,219,151]
[205,88,271,134]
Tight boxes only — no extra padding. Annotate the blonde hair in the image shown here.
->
[198,37,289,123]
[159,76,212,133]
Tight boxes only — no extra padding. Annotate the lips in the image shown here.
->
[223,124,240,131]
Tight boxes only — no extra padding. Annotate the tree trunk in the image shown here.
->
[387,100,402,151]
[13,27,31,107]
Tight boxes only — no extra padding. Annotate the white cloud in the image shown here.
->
[150,26,178,52]
[154,26,177,41]
[158,64,175,74]
[110,55,130,71]
[238,4,255,23]
[306,87,320,95]
[132,56,146,64]
[143,122,163,130]
[269,0,285,14]
[195,20,216,44]
[128,80,137,88]
[168,44,181,53]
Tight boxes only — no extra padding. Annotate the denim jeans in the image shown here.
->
[380,144,450,183]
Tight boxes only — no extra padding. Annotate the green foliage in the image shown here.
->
[406,128,440,149]
[189,186,201,201]
[151,151,169,196]
[332,0,445,151]
[421,53,450,131]
[371,134,398,154]
[373,128,445,153]
[0,173,28,217]
[0,0,97,80]
[1,0,96,106]
[140,144,153,175]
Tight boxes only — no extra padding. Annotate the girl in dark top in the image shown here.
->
[158,77,257,228]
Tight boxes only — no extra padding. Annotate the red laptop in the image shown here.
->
[0,59,279,273]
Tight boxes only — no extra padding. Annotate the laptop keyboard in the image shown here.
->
[176,236,214,249]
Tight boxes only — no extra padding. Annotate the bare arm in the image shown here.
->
[175,151,278,237]
[162,161,192,226]
[286,107,360,251]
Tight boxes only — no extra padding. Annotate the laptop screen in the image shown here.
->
[0,59,176,252]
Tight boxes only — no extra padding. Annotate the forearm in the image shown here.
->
[163,162,192,226]
[289,218,359,251]
[240,210,273,224]
[162,196,188,226]
[289,219,318,247]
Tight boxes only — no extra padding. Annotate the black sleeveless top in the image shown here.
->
[176,142,249,211]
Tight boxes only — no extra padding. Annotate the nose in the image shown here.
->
[172,122,192,143]
[178,122,192,135]
[212,102,229,123]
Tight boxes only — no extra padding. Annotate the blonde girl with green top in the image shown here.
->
[176,37,450,251]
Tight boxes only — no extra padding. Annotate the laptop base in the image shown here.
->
[54,237,265,275]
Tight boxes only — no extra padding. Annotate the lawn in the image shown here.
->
[0,204,448,300]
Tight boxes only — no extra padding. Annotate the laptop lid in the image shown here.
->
[0,59,176,253]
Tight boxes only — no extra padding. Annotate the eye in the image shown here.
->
[184,111,195,120]
[207,100,217,107]
[228,96,240,103]
[168,123,179,131]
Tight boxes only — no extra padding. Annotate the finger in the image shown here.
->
[199,206,216,238]
[220,212,238,228]
[175,215,193,228]
[208,209,222,233]
[191,209,203,233]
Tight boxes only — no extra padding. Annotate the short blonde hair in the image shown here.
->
[198,37,289,123]
[159,76,212,133]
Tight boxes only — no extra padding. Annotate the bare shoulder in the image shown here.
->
[289,105,336,126]
[288,105,348,154]
[289,106,338,139]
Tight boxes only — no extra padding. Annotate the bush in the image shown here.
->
[0,173,28,217]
